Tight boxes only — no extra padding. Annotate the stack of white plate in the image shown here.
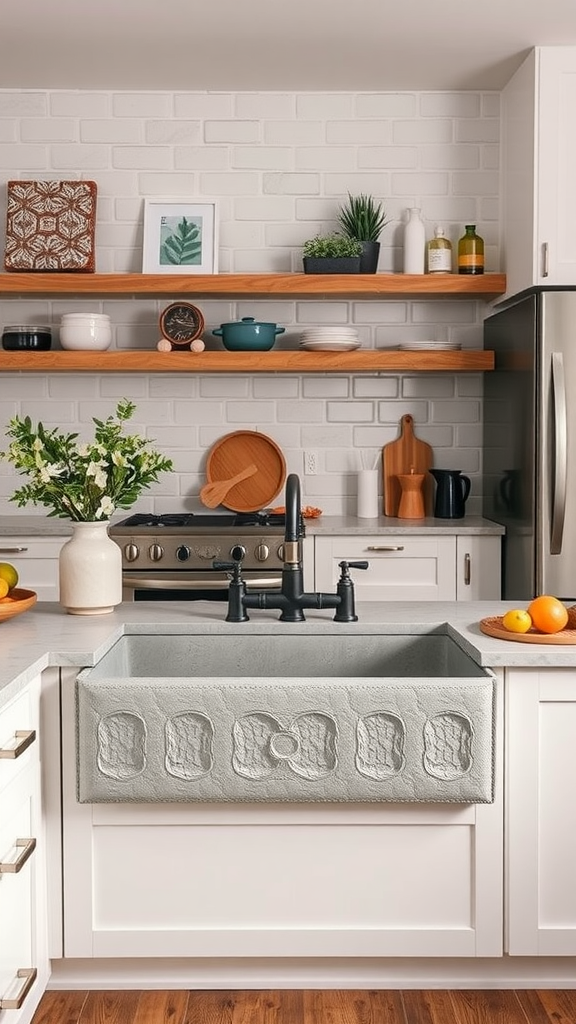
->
[300,327,360,352]
[398,340,461,351]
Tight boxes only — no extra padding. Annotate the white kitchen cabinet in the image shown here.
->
[502,46,576,296]
[0,679,49,1024]
[0,537,67,602]
[59,666,503,961]
[506,667,576,956]
[314,534,501,602]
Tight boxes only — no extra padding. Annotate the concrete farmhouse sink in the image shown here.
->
[76,631,495,805]
[81,631,487,680]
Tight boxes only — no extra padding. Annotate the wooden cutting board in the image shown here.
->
[382,414,434,516]
[205,430,286,512]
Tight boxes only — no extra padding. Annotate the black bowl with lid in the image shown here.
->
[2,325,52,350]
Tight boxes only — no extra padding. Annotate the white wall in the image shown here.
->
[0,89,500,517]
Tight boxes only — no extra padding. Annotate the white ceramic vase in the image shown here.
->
[403,207,426,274]
[59,521,122,615]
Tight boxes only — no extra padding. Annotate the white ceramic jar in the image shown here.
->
[59,313,112,351]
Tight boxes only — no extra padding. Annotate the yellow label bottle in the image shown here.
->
[427,226,452,274]
[457,225,484,275]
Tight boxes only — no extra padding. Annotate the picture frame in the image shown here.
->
[142,199,218,274]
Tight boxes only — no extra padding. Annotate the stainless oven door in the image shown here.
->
[122,570,282,602]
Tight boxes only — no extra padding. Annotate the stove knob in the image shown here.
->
[176,545,191,562]
[254,542,270,562]
[124,543,139,562]
[149,543,164,562]
[277,543,285,562]
[230,544,246,563]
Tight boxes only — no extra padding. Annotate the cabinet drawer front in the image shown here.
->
[0,537,67,602]
[0,691,38,793]
[315,536,456,601]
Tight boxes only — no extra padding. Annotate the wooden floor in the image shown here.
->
[30,989,576,1024]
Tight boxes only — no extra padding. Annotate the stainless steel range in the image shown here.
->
[110,510,301,601]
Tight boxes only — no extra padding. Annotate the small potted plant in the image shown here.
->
[302,233,362,274]
[338,193,389,273]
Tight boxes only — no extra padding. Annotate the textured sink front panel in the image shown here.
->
[76,633,495,804]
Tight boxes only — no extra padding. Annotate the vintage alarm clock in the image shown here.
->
[158,301,205,351]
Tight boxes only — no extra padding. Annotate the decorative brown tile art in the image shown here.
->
[4,179,97,272]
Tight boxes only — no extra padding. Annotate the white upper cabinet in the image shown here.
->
[502,46,576,296]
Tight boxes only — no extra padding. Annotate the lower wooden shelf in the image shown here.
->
[0,350,495,373]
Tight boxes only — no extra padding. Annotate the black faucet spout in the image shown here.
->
[284,472,301,543]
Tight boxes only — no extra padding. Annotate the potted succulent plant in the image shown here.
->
[338,193,389,273]
[302,232,362,274]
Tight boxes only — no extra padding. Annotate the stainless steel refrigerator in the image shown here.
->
[483,287,576,601]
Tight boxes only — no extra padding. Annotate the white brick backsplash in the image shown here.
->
[113,94,172,118]
[420,93,482,118]
[432,400,480,423]
[354,378,399,398]
[145,121,201,145]
[174,94,234,119]
[358,146,417,169]
[0,85,503,516]
[50,93,110,117]
[204,120,260,143]
[303,379,350,398]
[328,402,374,423]
[355,94,418,118]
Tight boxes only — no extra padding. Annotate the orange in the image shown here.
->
[502,609,533,634]
[527,595,568,634]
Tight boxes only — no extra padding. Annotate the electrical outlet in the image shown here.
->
[304,450,318,475]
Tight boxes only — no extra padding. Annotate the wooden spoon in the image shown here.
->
[199,463,258,508]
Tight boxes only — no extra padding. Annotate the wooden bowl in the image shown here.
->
[0,588,37,623]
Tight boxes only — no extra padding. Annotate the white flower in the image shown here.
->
[96,496,115,518]
[77,444,91,457]
[86,461,108,489]
[111,451,127,467]
[32,437,44,452]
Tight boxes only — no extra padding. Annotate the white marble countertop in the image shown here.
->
[0,598,572,710]
[0,514,505,537]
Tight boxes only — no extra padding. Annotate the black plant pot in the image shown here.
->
[303,256,361,274]
[359,240,380,274]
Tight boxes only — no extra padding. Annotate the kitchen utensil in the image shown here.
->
[205,430,286,512]
[382,414,434,516]
[397,472,426,519]
[0,588,37,623]
[431,468,471,518]
[212,317,285,351]
[479,616,576,645]
[199,463,258,508]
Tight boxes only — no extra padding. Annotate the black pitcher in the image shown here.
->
[431,469,471,519]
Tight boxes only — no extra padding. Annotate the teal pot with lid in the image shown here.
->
[212,317,285,351]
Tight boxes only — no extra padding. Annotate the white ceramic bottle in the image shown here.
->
[403,208,425,274]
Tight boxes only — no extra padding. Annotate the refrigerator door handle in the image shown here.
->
[551,351,567,555]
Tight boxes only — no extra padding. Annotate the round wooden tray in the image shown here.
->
[0,588,37,623]
[205,430,286,512]
[479,615,576,645]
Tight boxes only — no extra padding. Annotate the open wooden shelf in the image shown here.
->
[0,349,495,374]
[0,272,507,299]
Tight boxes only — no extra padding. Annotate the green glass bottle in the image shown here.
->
[457,225,484,275]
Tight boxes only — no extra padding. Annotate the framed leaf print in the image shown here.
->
[142,200,218,274]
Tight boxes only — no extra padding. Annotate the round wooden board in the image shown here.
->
[205,430,286,512]
[0,588,37,623]
[479,615,576,645]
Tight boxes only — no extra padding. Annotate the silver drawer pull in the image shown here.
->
[464,552,471,586]
[0,837,37,874]
[0,730,36,759]
[0,968,37,1009]
[0,547,28,554]
[366,545,405,552]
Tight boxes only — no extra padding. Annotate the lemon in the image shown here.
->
[0,562,18,591]
[0,579,9,599]
[502,608,532,634]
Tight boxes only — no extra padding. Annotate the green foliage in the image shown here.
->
[160,216,202,266]
[302,233,363,259]
[0,399,174,521]
[338,193,388,241]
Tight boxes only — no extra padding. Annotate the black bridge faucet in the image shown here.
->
[214,473,368,623]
